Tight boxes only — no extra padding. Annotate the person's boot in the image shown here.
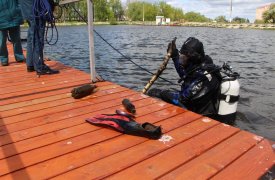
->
[16,59,25,63]
[27,66,35,72]
[16,57,25,63]
[15,54,25,63]
[1,61,9,66]
[36,65,59,76]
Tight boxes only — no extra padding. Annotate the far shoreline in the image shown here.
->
[22,21,275,30]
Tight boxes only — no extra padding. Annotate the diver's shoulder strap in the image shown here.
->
[219,94,239,103]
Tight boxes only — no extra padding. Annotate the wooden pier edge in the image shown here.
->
[0,45,274,179]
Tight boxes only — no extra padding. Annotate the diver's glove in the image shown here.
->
[86,110,162,139]
[167,42,179,59]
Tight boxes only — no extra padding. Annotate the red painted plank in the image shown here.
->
[0,99,172,175]
[0,83,117,111]
[0,85,124,117]
[50,117,218,180]
[0,60,60,75]
[211,139,275,180]
[0,78,92,100]
[0,106,184,160]
[0,69,87,89]
[0,93,149,147]
[0,44,273,180]
[0,64,83,81]
[0,67,78,85]
[0,62,69,80]
[0,81,111,106]
[2,110,201,179]
[159,130,262,179]
[0,63,69,78]
[0,90,137,135]
[0,91,147,146]
[107,123,239,180]
[0,73,90,96]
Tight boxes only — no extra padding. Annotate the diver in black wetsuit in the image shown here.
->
[148,37,222,118]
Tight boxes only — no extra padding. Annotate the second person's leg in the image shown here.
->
[0,29,9,66]
[9,26,25,62]
[26,20,35,71]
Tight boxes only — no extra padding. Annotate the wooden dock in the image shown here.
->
[0,45,274,179]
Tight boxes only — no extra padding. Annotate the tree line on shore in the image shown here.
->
[55,0,275,24]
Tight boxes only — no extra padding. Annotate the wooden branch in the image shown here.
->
[142,37,177,94]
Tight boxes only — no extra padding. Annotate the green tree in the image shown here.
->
[158,1,173,17]
[94,0,112,21]
[78,1,87,21]
[126,2,158,21]
[109,0,124,21]
[126,2,143,21]
[126,1,184,21]
[215,16,228,23]
[157,1,184,21]
[232,16,247,23]
[172,8,184,21]
[184,11,210,22]
[58,2,88,22]
[144,2,158,21]
[56,0,124,22]
[263,4,275,23]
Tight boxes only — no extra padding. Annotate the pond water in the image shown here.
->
[24,25,275,140]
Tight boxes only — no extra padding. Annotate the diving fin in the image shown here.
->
[86,110,162,139]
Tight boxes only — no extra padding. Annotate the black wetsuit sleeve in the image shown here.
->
[172,56,185,78]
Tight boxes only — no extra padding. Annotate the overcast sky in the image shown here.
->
[122,0,274,22]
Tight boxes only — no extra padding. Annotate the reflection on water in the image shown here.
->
[24,25,275,140]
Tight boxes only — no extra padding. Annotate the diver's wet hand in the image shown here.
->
[167,42,178,59]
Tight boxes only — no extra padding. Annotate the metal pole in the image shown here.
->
[143,2,144,22]
[229,0,232,23]
[87,0,96,81]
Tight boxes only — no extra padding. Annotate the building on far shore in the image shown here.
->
[256,3,273,21]
[156,16,170,25]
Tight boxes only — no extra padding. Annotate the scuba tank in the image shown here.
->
[217,63,240,124]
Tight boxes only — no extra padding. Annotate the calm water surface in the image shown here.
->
[25,25,275,140]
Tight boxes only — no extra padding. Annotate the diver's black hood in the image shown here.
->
[180,37,205,59]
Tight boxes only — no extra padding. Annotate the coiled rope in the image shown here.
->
[33,0,58,46]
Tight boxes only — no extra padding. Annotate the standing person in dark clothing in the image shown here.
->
[18,0,59,75]
[148,37,222,118]
[0,0,25,66]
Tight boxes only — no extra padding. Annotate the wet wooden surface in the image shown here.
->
[0,44,274,179]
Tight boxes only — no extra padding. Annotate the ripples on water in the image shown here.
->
[23,25,275,140]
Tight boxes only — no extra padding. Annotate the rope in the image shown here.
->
[45,23,59,45]
[33,0,59,45]
[69,5,177,85]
